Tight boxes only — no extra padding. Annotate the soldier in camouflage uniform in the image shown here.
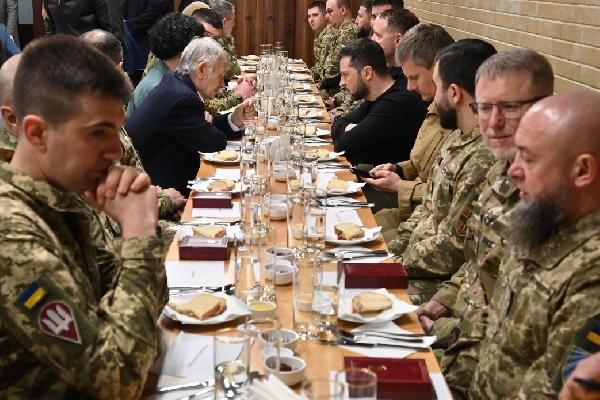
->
[469,91,600,399]
[0,54,19,163]
[364,24,454,239]
[0,36,167,399]
[311,23,334,83]
[414,50,556,399]
[317,0,358,98]
[329,88,362,118]
[386,40,497,305]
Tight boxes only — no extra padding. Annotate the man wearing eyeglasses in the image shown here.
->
[414,49,554,399]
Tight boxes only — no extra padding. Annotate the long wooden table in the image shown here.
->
[154,61,442,392]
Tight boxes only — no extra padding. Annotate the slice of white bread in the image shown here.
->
[326,178,349,192]
[305,149,329,159]
[334,223,364,240]
[304,125,317,136]
[169,293,227,321]
[214,150,238,161]
[352,292,393,315]
[192,225,226,239]
[207,179,235,191]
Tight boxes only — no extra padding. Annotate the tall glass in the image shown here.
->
[214,328,251,399]
[303,202,326,253]
[293,254,317,340]
[301,379,345,400]
[234,234,259,303]
[313,254,342,342]
[335,368,378,400]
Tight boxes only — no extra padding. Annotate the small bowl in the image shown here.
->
[264,262,297,286]
[265,247,295,263]
[248,301,277,320]
[269,202,288,220]
[263,347,294,360]
[259,328,299,350]
[264,355,306,386]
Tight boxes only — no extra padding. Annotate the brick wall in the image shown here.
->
[405,0,600,93]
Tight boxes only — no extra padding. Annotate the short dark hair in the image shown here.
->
[149,13,204,60]
[396,23,454,68]
[339,38,389,76]
[80,29,123,64]
[434,38,497,97]
[307,0,326,13]
[378,8,419,34]
[192,8,224,29]
[371,0,404,9]
[14,35,132,126]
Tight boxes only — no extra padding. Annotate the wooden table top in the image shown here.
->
[152,58,441,393]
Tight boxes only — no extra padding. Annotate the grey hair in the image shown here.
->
[175,36,227,75]
[476,49,554,96]
[206,0,235,20]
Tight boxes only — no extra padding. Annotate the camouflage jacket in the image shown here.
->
[311,24,334,83]
[395,103,452,221]
[0,162,168,399]
[470,208,600,399]
[318,19,358,95]
[389,125,494,277]
[0,124,16,163]
[218,35,241,82]
[330,88,362,119]
[205,88,243,115]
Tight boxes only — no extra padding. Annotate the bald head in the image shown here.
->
[80,29,123,65]
[0,54,21,106]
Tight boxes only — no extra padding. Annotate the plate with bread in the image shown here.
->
[172,224,242,242]
[303,125,330,137]
[164,291,250,325]
[339,289,418,323]
[295,95,320,105]
[304,149,344,162]
[291,73,312,81]
[320,177,365,196]
[298,108,326,119]
[326,222,382,245]
[202,149,240,164]
[189,178,241,194]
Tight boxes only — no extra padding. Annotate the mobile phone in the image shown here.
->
[350,166,377,179]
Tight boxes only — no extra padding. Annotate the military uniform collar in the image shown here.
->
[338,19,354,31]
[0,161,87,212]
[427,102,439,116]
[447,124,481,150]
[489,160,517,200]
[516,208,600,269]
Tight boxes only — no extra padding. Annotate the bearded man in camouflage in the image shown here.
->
[0,36,167,398]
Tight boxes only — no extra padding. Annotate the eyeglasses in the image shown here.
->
[469,96,547,120]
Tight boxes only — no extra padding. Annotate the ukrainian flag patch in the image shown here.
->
[18,282,47,310]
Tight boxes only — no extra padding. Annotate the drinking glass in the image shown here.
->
[242,318,281,375]
[293,254,317,340]
[335,368,377,400]
[301,379,345,400]
[303,202,325,253]
[287,193,306,251]
[234,234,260,302]
[313,254,342,342]
[213,328,252,399]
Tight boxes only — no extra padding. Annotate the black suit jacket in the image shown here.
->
[125,72,242,196]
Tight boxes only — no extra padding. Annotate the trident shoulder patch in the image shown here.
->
[37,301,82,344]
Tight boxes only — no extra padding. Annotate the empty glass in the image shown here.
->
[301,379,345,400]
[335,368,378,400]
[303,202,325,253]
[313,254,342,342]
[293,254,317,340]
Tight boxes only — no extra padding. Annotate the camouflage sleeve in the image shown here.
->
[220,36,241,82]
[205,88,243,115]
[432,263,466,309]
[158,191,176,220]
[118,128,146,174]
[0,211,168,399]
[401,150,495,279]
[517,265,600,399]
[388,202,429,256]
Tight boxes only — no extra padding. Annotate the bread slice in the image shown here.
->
[334,223,364,240]
[326,178,349,192]
[207,179,235,191]
[214,150,238,161]
[305,149,329,159]
[192,225,226,239]
[169,293,227,320]
[352,292,393,315]
[304,125,317,136]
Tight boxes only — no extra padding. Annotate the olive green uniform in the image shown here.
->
[316,20,358,98]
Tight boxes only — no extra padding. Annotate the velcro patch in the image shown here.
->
[37,301,82,345]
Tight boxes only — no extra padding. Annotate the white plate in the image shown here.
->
[242,55,259,60]
[293,83,312,92]
[326,226,382,245]
[291,73,312,81]
[188,179,242,194]
[171,224,242,242]
[298,109,325,119]
[318,178,364,195]
[202,152,240,164]
[295,95,319,105]
[338,288,418,324]
[305,127,330,137]
[288,65,310,73]
[306,150,344,162]
[164,292,250,325]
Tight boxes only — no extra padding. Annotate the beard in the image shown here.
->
[351,77,369,101]
[508,194,567,249]
[357,26,372,39]
[437,99,458,130]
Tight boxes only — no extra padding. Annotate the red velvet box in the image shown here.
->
[192,192,233,208]
[342,263,408,289]
[179,237,228,260]
[344,357,435,400]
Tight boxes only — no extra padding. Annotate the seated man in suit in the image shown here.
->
[125,37,253,197]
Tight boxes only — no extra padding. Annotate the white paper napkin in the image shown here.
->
[192,202,241,218]
[165,261,226,288]
[249,375,302,400]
